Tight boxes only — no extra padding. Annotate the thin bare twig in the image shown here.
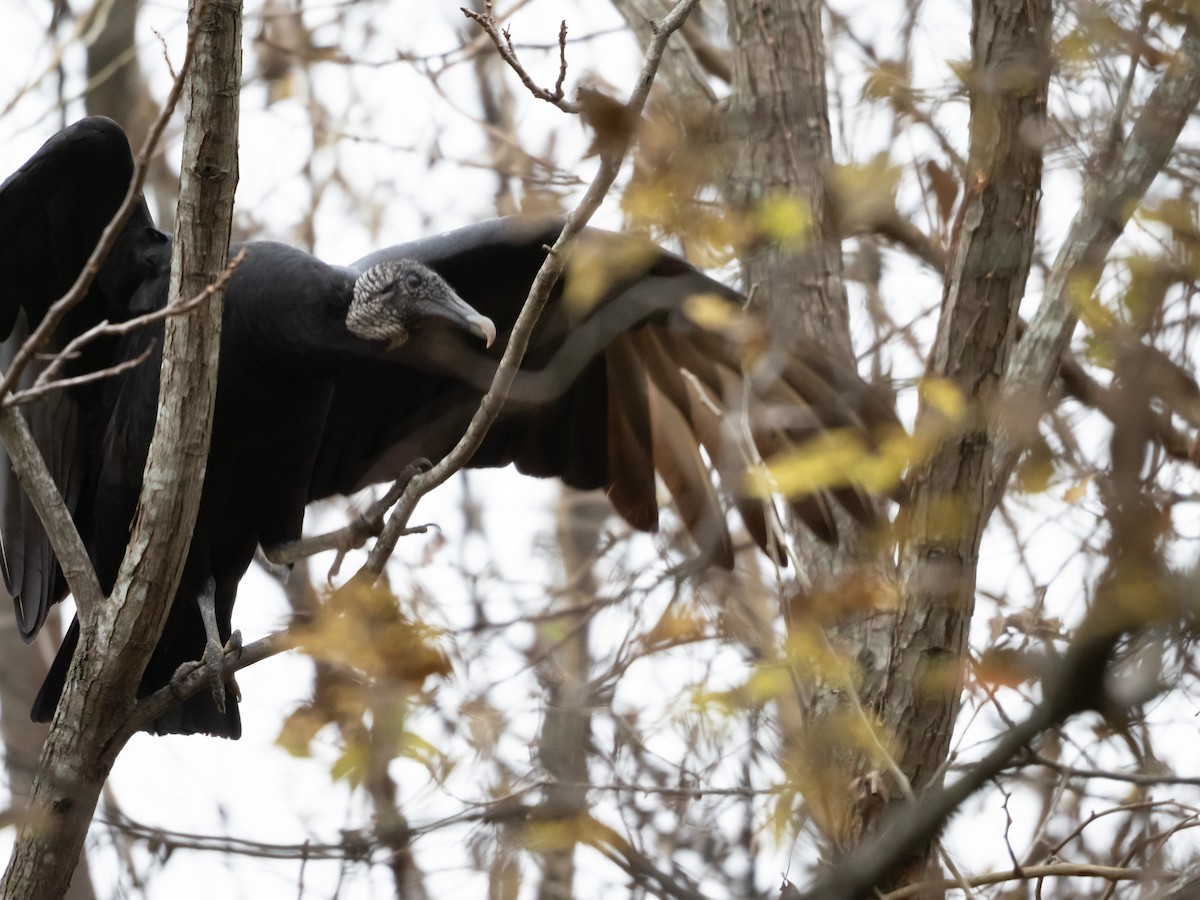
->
[8,347,157,409]
[1023,756,1200,787]
[997,14,1200,500]
[264,458,431,569]
[461,3,580,112]
[880,863,1161,899]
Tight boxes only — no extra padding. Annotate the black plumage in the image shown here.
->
[0,117,897,738]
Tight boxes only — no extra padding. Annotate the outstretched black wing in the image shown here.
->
[0,117,161,638]
[309,217,899,563]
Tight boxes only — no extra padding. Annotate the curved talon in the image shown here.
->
[255,545,293,582]
[229,674,242,704]
[167,629,241,712]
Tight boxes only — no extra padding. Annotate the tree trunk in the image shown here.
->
[725,0,851,357]
[534,492,607,899]
[872,0,1051,885]
[83,0,179,226]
[718,0,1051,889]
[0,610,96,900]
[0,2,242,895]
[721,0,893,850]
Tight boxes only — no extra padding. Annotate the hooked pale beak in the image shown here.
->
[420,292,496,348]
[469,313,497,348]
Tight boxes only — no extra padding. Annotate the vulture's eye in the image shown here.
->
[404,271,422,291]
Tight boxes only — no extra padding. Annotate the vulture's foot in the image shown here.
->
[195,578,239,712]
[399,456,433,483]
[168,630,242,712]
[348,457,433,545]
[203,630,244,712]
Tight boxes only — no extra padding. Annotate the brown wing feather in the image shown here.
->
[647,383,733,567]
[604,336,658,532]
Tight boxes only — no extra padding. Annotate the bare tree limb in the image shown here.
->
[263,458,430,571]
[995,15,1200,500]
[809,306,1177,900]
[869,0,1052,888]
[461,4,579,112]
[867,219,1197,464]
[880,863,1159,899]
[0,409,104,613]
[0,1,203,638]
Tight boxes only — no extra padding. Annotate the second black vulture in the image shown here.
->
[0,117,898,738]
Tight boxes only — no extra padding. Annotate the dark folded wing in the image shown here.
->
[308,217,899,563]
[0,117,160,638]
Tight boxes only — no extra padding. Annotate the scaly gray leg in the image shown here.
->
[172,577,242,712]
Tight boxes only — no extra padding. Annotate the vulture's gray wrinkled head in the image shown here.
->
[349,259,496,349]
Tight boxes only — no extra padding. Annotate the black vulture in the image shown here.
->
[0,117,897,738]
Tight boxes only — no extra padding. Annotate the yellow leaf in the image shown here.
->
[401,731,450,781]
[1014,442,1055,494]
[976,648,1037,688]
[741,664,793,704]
[747,422,923,499]
[756,194,810,249]
[292,581,450,686]
[331,740,368,786]
[682,292,744,332]
[563,238,657,317]
[745,430,865,498]
[861,61,911,105]
[644,605,708,648]
[832,159,901,231]
[1063,476,1091,504]
[276,704,329,757]
[524,815,597,852]
[847,425,918,493]
[919,377,966,422]
[1072,279,1115,331]
[768,789,799,845]
[622,180,675,224]
[783,629,857,686]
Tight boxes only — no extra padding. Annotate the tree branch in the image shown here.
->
[5,250,247,409]
[871,0,1052,887]
[0,410,103,612]
[995,15,1200,497]
[461,4,579,112]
